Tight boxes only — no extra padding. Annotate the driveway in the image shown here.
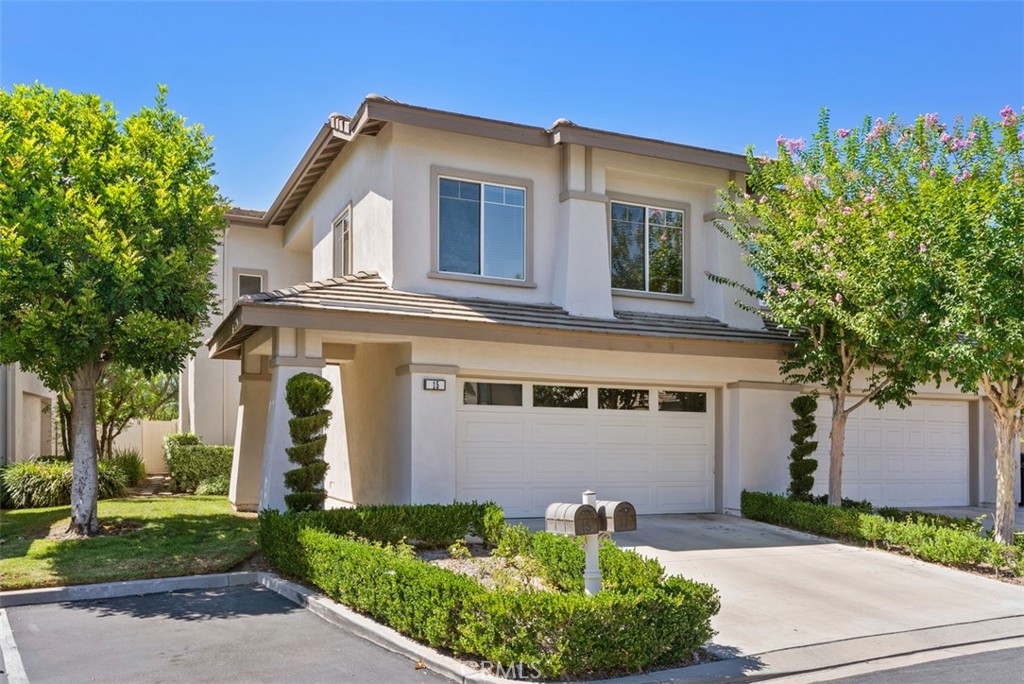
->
[612,515,1024,672]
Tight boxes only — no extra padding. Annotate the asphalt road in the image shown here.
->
[1,586,449,683]
[825,647,1024,684]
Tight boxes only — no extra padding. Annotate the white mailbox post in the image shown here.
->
[581,490,601,595]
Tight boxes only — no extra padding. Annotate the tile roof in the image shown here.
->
[226,271,794,346]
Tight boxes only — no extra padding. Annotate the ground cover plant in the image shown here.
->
[0,496,257,590]
[259,503,720,680]
[742,491,1022,579]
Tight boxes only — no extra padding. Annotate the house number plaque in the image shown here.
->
[423,378,446,391]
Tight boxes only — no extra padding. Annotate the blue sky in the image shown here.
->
[2,2,1021,210]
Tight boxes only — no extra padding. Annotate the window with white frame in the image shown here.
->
[236,272,264,298]
[438,176,526,280]
[333,208,351,277]
[610,201,685,295]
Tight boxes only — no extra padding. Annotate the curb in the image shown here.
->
[0,572,261,608]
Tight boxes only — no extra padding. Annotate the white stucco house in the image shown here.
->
[0,364,55,465]
[193,95,1012,516]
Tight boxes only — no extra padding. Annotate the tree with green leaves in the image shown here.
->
[0,84,225,535]
[713,111,934,506]
[899,107,1023,543]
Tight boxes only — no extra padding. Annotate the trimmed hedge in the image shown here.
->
[166,445,233,493]
[1,460,128,509]
[260,505,720,679]
[742,491,1022,576]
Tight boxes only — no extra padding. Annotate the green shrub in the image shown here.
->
[163,432,200,459]
[787,394,819,501]
[166,445,233,493]
[283,372,333,512]
[742,491,1021,576]
[195,474,230,496]
[1,460,127,509]
[259,508,720,680]
[105,448,147,487]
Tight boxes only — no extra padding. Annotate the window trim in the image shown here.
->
[333,204,352,277]
[232,267,268,302]
[429,165,535,287]
[607,192,692,300]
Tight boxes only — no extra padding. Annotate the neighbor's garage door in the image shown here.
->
[816,399,969,507]
[457,381,715,517]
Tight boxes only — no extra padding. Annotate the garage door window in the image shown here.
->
[463,382,523,406]
[598,388,649,410]
[533,385,588,409]
[658,391,707,413]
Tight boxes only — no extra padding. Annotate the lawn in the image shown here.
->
[0,496,258,590]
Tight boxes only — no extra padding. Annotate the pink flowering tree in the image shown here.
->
[712,111,936,506]
[906,107,1023,543]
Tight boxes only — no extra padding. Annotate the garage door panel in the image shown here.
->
[458,382,715,516]
[530,418,590,444]
[596,420,653,445]
[461,416,526,443]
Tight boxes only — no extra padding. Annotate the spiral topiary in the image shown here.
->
[787,393,819,502]
[283,372,333,512]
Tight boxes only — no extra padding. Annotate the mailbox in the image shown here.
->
[596,500,637,532]
[545,502,601,537]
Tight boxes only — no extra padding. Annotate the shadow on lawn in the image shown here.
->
[63,585,301,622]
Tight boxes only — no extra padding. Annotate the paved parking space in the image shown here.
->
[0,585,448,683]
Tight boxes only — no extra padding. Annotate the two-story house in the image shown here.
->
[198,96,1003,516]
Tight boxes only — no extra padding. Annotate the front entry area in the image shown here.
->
[456,380,715,517]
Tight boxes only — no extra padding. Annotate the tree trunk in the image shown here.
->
[828,392,848,506]
[69,364,102,536]
[991,410,1020,544]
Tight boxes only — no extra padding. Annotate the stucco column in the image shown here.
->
[229,355,270,512]
[398,363,459,505]
[259,328,327,511]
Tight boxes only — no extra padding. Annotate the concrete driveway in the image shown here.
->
[612,515,1024,678]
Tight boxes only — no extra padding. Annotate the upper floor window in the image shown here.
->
[610,201,686,296]
[234,268,267,301]
[438,176,526,281]
[333,208,352,277]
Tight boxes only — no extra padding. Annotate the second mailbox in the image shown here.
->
[545,502,601,537]
[596,500,637,532]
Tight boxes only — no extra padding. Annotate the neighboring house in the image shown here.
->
[0,363,56,465]
[202,95,1011,515]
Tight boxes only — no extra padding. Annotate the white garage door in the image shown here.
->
[457,380,715,517]
[815,399,969,507]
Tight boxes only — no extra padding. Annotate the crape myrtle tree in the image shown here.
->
[712,111,935,506]
[905,107,1024,543]
[0,84,225,535]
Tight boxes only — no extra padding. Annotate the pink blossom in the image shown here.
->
[1018,132,1024,140]
[816,216,827,227]
[837,271,847,279]
[759,196,767,204]
[919,243,928,253]
[998,146,1005,153]
[807,298,816,307]
[940,133,951,144]
[888,231,896,239]
[812,244,821,253]
[777,286,789,296]
[1000,105,1019,127]
[776,135,786,146]
[834,293,843,303]
[924,113,940,127]
[837,128,851,138]
[1000,105,1014,118]
[803,174,816,190]
[842,206,853,215]
[834,236,844,244]
[967,131,978,140]
[920,160,930,170]
[786,138,806,154]
[866,118,888,143]
[929,170,936,177]
[823,263,832,271]
[791,282,800,290]
[864,192,874,202]
[812,230,821,237]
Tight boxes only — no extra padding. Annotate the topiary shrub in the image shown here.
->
[787,393,819,501]
[283,372,333,512]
